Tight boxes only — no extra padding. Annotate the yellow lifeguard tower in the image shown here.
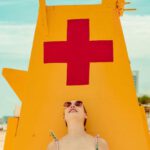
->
[3,0,150,149]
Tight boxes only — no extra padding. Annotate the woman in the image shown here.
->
[47,100,109,150]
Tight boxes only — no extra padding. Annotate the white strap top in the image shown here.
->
[54,135,100,150]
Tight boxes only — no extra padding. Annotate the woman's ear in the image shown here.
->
[85,114,87,119]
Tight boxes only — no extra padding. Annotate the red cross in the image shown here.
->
[44,19,113,85]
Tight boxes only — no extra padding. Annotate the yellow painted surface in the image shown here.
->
[3,0,150,149]
[4,118,19,149]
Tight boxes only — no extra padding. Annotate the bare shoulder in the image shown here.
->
[98,138,109,150]
[47,141,56,150]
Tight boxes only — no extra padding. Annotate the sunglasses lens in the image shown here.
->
[75,101,83,107]
[64,102,71,108]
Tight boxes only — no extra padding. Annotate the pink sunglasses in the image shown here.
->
[64,101,83,108]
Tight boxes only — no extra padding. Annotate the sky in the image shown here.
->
[0,0,150,117]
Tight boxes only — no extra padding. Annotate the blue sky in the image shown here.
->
[0,0,150,117]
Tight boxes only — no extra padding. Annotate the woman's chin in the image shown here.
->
[67,113,79,119]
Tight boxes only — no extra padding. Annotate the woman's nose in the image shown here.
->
[70,105,75,108]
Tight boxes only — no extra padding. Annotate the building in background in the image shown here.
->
[0,118,7,150]
[132,70,139,95]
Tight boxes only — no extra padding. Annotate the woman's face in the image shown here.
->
[64,100,87,124]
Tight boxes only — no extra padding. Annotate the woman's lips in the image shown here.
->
[69,108,78,113]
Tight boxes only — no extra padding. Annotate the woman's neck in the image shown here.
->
[67,120,86,137]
